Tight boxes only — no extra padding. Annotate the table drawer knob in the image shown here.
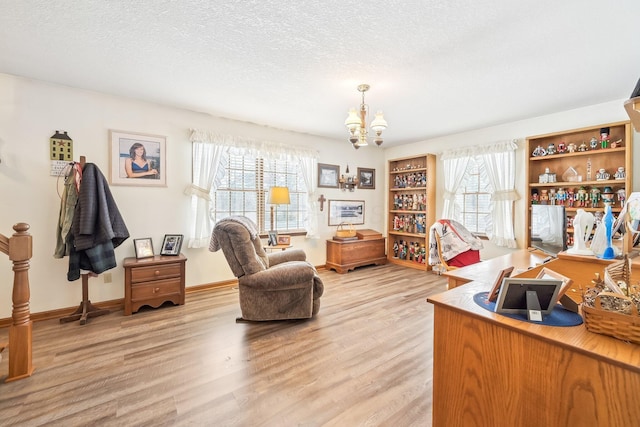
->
[154,270,160,276]
[154,287,160,293]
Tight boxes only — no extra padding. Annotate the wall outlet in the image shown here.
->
[103,272,112,283]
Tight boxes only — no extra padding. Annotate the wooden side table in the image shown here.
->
[123,254,187,315]
[264,244,292,252]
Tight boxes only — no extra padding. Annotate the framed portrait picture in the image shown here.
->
[357,167,375,189]
[134,238,154,259]
[160,234,183,256]
[328,200,365,226]
[109,130,167,187]
[318,163,340,188]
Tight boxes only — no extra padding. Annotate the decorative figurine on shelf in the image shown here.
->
[540,189,549,205]
[614,166,625,180]
[532,145,547,157]
[590,187,601,208]
[600,127,610,149]
[531,191,539,204]
[577,186,588,207]
[601,186,615,206]
[556,187,567,205]
[567,142,577,153]
[567,188,575,207]
[595,168,610,181]
[617,188,626,207]
[611,138,623,148]
[547,143,556,155]
[549,188,557,205]
[393,241,399,258]
[567,209,595,255]
[589,136,599,150]
[557,141,566,153]
[578,141,588,152]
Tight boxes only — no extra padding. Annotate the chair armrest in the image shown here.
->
[240,261,315,290]
[268,249,306,266]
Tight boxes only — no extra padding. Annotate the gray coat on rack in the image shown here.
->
[67,163,129,281]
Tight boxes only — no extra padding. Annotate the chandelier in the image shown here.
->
[344,84,388,149]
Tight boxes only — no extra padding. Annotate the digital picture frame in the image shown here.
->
[495,278,563,316]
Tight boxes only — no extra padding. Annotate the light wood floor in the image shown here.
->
[0,264,447,426]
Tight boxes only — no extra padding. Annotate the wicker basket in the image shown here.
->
[582,292,640,344]
[335,222,356,238]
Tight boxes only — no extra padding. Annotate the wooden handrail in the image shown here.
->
[1,222,34,382]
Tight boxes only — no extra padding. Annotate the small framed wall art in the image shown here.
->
[357,167,375,189]
[318,163,340,188]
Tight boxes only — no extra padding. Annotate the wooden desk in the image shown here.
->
[427,280,640,427]
[442,250,549,289]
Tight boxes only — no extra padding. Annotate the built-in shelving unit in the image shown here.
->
[525,121,633,249]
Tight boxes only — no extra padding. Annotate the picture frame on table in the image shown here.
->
[267,231,278,246]
[277,235,291,245]
[328,199,365,226]
[487,266,515,302]
[318,163,340,188]
[357,167,375,189]
[134,238,154,259]
[160,234,183,256]
[109,130,167,187]
[535,267,574,299]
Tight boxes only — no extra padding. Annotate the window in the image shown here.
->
[211,151,307,233]
[454,157,491,235]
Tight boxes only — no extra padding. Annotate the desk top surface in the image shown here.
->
[442,249,549,285]
[427,276,640,373]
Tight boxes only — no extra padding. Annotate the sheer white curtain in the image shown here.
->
[298,156,319,238]
[184,132,229,248]
[440,150,471,219]
[477,141,519,248]
[185,129,319,247]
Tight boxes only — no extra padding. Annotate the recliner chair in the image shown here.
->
[210,216,323,321]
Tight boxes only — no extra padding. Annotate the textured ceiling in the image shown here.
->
[1,0,639,146]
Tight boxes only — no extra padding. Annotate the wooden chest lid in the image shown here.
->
[356,229,383,239]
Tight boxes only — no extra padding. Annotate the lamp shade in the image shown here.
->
[268,186,290,205]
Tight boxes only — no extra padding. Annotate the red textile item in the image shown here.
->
[447,249,481,267]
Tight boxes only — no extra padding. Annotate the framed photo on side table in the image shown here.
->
[134,238,154,259]
[160,234,183,256]
[277,235,291,245]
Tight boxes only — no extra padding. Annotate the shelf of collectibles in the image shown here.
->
[388,154,436,270]
[525,121,632,249]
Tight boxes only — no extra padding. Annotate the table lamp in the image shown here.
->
[268,186,290,232]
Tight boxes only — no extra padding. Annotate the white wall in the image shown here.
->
[0,73,386,318]
[384,100,639,259]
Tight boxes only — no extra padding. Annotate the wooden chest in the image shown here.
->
[123,254,187,315]
[326,237,387,274]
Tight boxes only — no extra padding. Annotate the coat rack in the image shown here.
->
[59,156,110,325]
